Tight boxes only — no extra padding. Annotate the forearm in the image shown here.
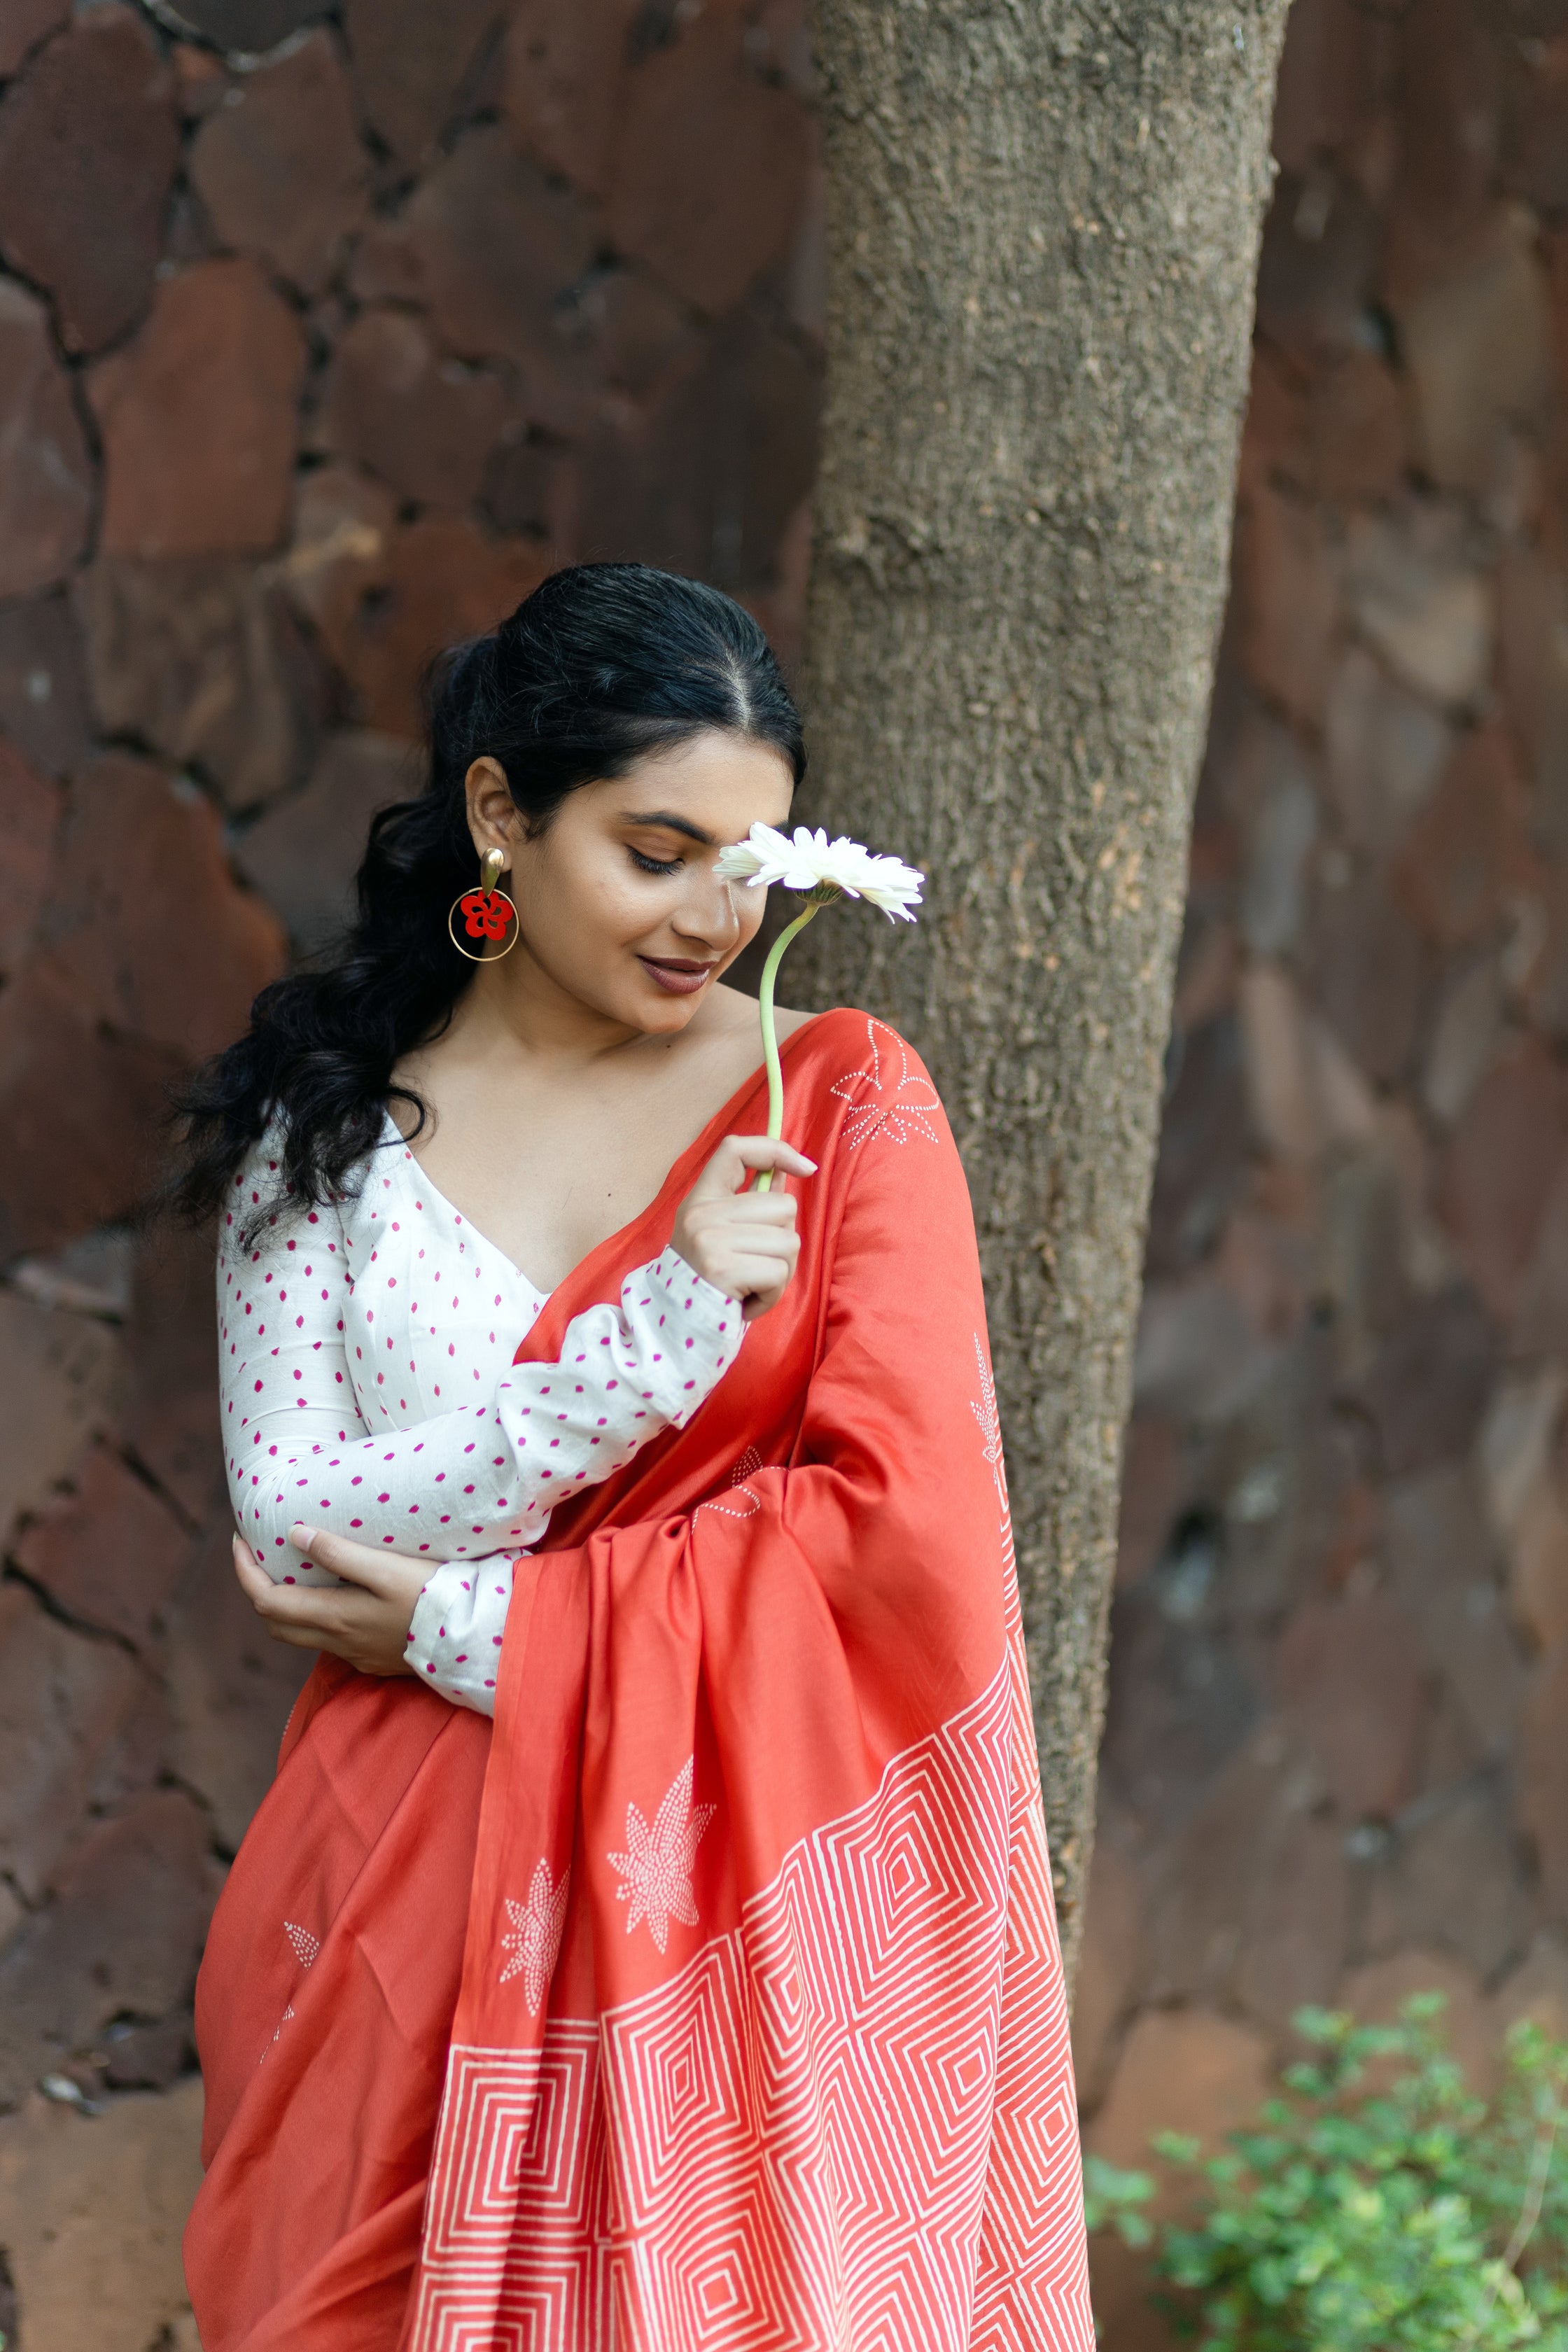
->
[237,1248,744,1577]
[403,1554,517,1715]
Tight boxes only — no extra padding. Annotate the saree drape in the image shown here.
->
[186,1008,1093,2351]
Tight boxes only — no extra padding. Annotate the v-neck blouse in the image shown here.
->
[217,1127,743,1714]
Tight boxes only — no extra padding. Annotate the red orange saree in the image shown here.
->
[186,1007,1093,2350]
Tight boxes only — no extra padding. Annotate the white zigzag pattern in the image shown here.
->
[407,1347,1092,2351]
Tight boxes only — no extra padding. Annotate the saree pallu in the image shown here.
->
[186,1008,1094,2351]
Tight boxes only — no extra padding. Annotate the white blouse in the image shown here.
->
[217,1125,743,1716]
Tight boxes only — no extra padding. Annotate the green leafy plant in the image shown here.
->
[1087,1998,1568,2351]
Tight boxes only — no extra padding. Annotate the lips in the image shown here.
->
[637,955,718,997]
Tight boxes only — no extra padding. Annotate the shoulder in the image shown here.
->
[219,1120,355,1266]
[786,1005,935,1083]
[786,1009,953,1161]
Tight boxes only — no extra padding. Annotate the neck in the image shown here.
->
[446,942,650,1075]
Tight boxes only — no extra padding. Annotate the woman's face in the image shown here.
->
[467,730,796,1035]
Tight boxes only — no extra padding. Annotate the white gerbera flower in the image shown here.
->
[718,822,924,923]
[718,819,923,1192]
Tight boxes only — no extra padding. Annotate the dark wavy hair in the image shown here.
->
[173,562,804,1227]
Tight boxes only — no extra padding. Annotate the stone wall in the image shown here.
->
[1079,1,1568,2342]
[0,4,819,2343]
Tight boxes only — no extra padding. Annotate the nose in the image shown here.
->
[671,864,743,953]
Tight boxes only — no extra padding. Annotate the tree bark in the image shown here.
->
[796,0,1291,1979]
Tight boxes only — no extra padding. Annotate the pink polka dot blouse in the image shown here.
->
[218,1127,744,1716]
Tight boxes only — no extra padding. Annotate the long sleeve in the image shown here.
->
[219,1193,744,1583]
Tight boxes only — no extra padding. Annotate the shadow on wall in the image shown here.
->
[1072,0,1568,2344]
[0,0,822,2342]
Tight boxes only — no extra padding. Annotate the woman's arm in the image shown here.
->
[222,1132,811,1578]
[223,1131,816,1714]
[220,1186,746,1582]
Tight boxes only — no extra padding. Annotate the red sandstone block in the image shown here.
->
[0,1586,141,1905]
[188,27,370,298]
[37,753,286,1065]
[0,957,174,1259]
[1394,723,1538,947]
[0,594,93,779]
[333,515,550,738]
[0,0,66,79]
[1255,168,1380,362]
[1499,546,1568,797]
[0,280,92,601]
[1236,484,1338,728]
[1385,0,1502,289]
[0,1792,215,2107]
[605,5,810,316]
[1522,1644,1568,1927]
[1323,631,1446,847]
[88,258,306,561]
[368,126,597,430]
[164,1521,314,1855]
[280,462,398,676]
[499,0,639,197]
[1395,211,1553,494]
[316,310,514,509]
[158,0,324,52]
[577,308,820,590]
[235,729,420,955]
[14,1443,192,1650]
[122,1222,228,1527]
[1270,0,1371,174]
[1236,345,1310,499]
[1364,1783,1527,1984]
[1354,1288,1497,1481]
[0,5,178,354]
[1343,509,1494,708]
[1307,864,1430,1087]
[343,0,505,167]
[76,556,327,813]
[1277,1591,1427,1818]
[1307,351,1407,505]
[1510,38,1568,218]
[1438,1037,1568,1321]
[562,266,698,400]
[0,734,61,975]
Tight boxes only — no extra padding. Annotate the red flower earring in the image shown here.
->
[448,847,519,962]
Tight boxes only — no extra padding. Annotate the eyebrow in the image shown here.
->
[619,810,717,846]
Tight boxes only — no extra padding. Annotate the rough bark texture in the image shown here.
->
[797,0,1292,1976]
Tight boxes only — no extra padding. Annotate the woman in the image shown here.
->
[178,564,1093,2350]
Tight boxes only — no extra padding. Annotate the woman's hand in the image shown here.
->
[232,1522,426,1676]
[671,1134,816,1320]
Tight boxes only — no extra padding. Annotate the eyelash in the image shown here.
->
[629,850,682,876]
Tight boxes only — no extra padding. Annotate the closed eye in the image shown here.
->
[629,849,682,876]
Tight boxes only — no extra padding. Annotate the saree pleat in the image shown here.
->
[187,1009,1093,2351]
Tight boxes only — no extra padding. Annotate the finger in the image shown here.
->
[715,1245,800,1298]
[694,1135,817,1198]
[288,1522,399,1593]
[232,1534,293,1613]
[232,1539,333,1648]
[232,1531,265,1592]
[707,1194,799,1230]
[707,1233,800,1278]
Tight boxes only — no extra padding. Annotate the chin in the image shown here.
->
[598,973,704,1034]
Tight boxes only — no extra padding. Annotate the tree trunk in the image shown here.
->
[796,0,1291,1979]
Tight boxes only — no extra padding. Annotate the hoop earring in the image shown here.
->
[448,847,519,962]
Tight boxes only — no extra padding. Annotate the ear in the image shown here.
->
[463,757,522,864]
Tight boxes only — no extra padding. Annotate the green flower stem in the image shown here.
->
[752,894,827,1193]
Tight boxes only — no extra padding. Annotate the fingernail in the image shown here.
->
[290,1522,315,1546]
